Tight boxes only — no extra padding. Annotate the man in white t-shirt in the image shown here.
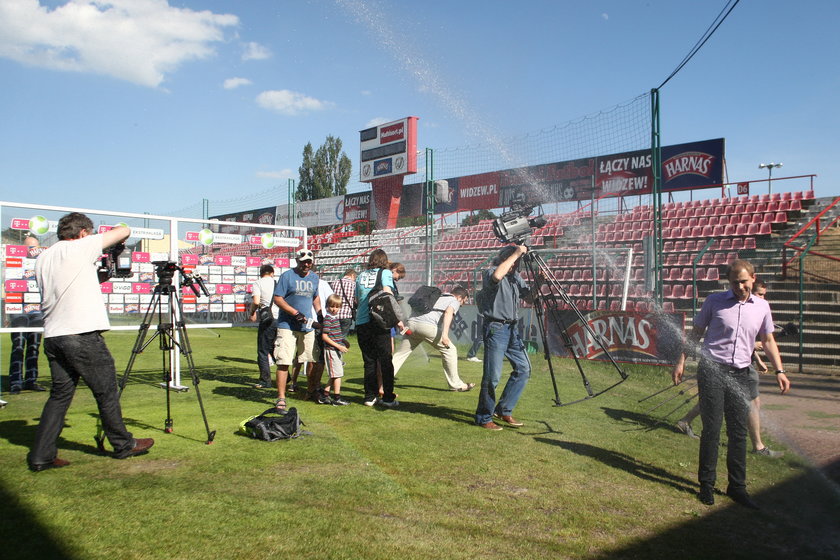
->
[248,264,277,389]
[392,286,475,392]
[28,212,154,472]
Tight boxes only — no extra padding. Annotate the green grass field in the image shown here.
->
[1,327,838,560]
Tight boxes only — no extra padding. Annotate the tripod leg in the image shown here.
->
[95,288,162,451]
[644,381,698,415]
[638,375,696,403]
[171,291,215,444]
[526,270,563,405]
[662,392,699,419]
[525,253,596,403]
[163,337,173,433]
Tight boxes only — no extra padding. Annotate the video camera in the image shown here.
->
[152,261,210,298]
[492,192,548,244]
[98,242,133,282]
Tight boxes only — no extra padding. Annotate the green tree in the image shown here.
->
[296,142,317,201]
[297,135,352,201]
[461,209,496,227]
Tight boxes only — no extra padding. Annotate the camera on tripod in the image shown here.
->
[492,192,548,244]
[98,242,133,282]
[152,261,210,297]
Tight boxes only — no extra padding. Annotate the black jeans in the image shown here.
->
[29,332,134,465]
[9,331,42,388]
[256,317,277,386]
[356,322,395,402]
[338,318,354,339]
[697,359,752,490]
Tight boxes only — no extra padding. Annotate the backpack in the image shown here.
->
[368,268,404,329]
[407,285,442,314]
[239,407,303,441]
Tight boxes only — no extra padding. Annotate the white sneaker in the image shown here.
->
[363,397,377,407]
[467,356,482,363]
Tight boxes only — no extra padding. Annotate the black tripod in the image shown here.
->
[519,249,628,406]
[95,262,215,449]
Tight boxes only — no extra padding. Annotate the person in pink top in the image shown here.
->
[672,260,790,509]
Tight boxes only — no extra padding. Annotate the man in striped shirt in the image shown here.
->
[330,268,357,338]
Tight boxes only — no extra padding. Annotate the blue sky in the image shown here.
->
[0,0,837,218]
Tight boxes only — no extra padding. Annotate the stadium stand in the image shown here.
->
[314,190,816,313]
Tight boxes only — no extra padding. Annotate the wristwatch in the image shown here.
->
[775,369,786,374]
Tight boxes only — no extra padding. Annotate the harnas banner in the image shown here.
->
[545,310,684,366]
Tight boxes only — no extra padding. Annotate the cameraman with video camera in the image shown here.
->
[28,212,154,471]
[474,244,534,431]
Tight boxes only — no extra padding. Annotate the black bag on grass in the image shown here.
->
[240,407,303,441]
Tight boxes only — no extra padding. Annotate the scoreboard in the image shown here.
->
[359,116,418,182]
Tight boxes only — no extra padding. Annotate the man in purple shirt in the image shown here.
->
[672,260,790,509]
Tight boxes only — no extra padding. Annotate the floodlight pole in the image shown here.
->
[758,162,782,195]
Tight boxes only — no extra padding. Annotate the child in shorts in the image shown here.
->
[322,294,350,405]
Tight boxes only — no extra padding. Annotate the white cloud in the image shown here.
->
[242,41,270,61]
[0,0,238,88]
[256,169,294,180]
[365,117,392,128]
[223,77,252,89]
[602,13,609,20]
[360,90,372,96]
[256,90,333,116]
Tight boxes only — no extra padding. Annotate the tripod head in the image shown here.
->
[152,261,210,297]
